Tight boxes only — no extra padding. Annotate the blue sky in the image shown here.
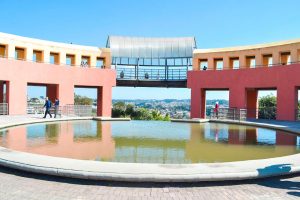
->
[2,0,300,100]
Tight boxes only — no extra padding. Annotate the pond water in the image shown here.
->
[0,120,299,164]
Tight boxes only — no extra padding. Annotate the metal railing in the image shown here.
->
[62,105,92,117]
[209,107,247,121]
[27,104,44,114]
[27,104,92,117]
[296,109,300,121]
[0,55,106,69]
[199,61,300,71]
[116,67,188,81]
[0,103,8,115]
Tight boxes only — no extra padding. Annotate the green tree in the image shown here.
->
[112,102,171,121]
[74,95,93,105]
[258,95,277,119]
[112,102,126,117]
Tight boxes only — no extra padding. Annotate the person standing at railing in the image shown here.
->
[54,98,59,118]
[214,101,219,119]
[43,97,52,118]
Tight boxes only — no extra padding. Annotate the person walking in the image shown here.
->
[54,98,60,118]
[214,101,219,119]
[43,97,52,118]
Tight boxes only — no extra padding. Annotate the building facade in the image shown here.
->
[0,32,115,116]
[189,39,300,121]
[0,32,300,120]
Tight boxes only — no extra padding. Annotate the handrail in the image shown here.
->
[199,61,300,71]
[209,107,247,121]
[26,104,93,117]
[116,67,187,81]
[0,103,8,115]
[0,55,106,69]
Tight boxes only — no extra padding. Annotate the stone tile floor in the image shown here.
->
[0,116,300,199]
[0,166,299,200]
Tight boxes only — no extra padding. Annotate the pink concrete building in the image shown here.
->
[0,32,300,121]
[0,32,116,116]
[189,39,300,121]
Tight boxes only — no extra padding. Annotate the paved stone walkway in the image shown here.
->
[0,166,299,200]
[0,116,300,199]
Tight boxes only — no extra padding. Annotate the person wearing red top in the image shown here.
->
[214,101,219,119]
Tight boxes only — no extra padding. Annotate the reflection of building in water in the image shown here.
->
[0,122,299,164]
[113,138,187,163]
[185,124,299,163]
[228,126,257,145]
[3,121,115,160]
[276,131,297,145]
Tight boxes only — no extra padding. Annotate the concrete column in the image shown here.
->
[58,83,74,106]
[60,51,66,65]
[190,88,206,118]
[239,56,246,69]
[229,87,246,109]
[193,58,199,70]
[273,52,280,65]
[46,84,58,103]
[6,80,27,115]
[277,85,297,121]
[255,53,262,67]
[26,46,33,61]
[90,56,97,68]
[223,57,230,70]
[7,44,15,58]
[97,86,112,117]
[246,89,258,119]
[43,49,50,63]
[208,58,214,70]
[75,53,82,66]
[0,81,3,103]
[291,49,298,63]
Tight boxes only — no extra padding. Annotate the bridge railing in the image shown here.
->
[62,104,92,117]
[116,67,187,80]
[209,107,247,121]
[27,104,92,117]
[0,103,8,115]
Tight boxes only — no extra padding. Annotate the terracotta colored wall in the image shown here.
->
[193,42,300,70]
[0,58,116,116]
[188,64,300,121]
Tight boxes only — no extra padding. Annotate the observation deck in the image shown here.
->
[107,36,196,87]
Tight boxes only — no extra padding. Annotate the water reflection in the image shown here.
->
[0,121,299,164]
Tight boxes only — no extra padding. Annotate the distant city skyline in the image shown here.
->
[4,0,300,100]
[27,86,292,101]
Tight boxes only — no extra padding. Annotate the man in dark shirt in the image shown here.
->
[43,97,52,118]
[54,98,60,118]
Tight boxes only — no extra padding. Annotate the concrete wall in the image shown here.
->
[0,58,116,116]
[188,64,300,121]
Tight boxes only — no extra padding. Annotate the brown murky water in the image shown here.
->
[0,120,299,163]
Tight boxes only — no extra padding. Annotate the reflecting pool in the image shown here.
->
[0,120,299,163]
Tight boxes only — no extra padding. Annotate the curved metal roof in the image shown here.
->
[107,36,196,59]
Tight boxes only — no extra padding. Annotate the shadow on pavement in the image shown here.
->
[256,164,300,198]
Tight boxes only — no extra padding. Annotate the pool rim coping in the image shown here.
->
[0,116,299,182]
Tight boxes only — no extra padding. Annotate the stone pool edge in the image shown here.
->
[0,117,299,182]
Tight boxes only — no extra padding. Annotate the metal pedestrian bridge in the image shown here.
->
[107,36,196,88]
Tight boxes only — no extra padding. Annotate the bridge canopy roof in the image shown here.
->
[107,36,196,59]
